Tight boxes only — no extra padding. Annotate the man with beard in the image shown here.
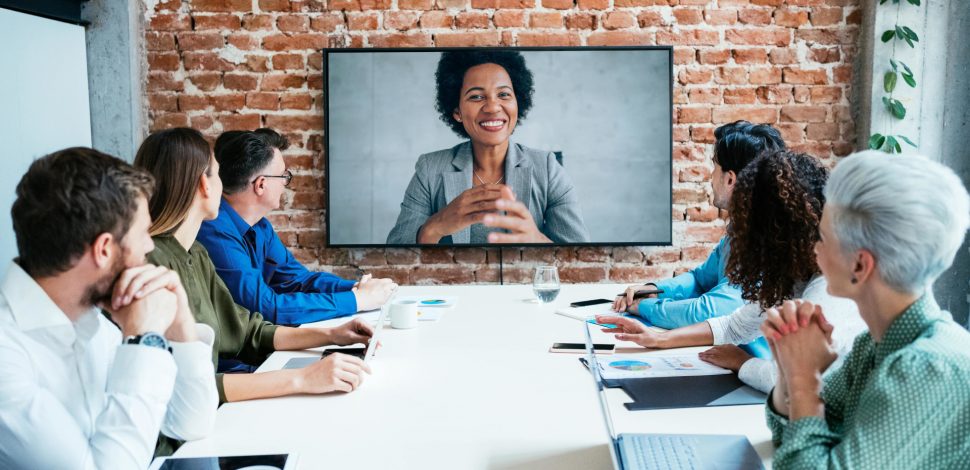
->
[0,148,217,468]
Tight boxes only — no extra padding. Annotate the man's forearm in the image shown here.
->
[272,326,333,351]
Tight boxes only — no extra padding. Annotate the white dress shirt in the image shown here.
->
[705,274,868,393]
[0,262,218,469]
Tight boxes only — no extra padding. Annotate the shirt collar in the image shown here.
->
[220,198,256,239]
[874,293,946,363]
[153,234,196,260]
[1,261,77,331]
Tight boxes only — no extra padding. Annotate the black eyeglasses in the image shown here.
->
[252,169,292,187]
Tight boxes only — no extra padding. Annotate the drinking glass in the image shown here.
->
[533,266,561,303]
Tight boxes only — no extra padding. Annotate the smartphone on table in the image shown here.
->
[550,342,615,354]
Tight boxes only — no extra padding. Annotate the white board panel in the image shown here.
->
[0,8,91,269]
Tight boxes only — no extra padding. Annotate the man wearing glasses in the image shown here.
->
[198,129,397,331]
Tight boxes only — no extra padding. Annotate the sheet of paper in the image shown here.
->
[594,353,732,380]
[394,295,458,308]
[354,307,443,323]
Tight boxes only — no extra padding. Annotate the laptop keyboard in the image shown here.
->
[625,435,701,470]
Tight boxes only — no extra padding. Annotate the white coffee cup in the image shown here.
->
[389,300,419,329]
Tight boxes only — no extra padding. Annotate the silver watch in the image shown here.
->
[124,331,172,353]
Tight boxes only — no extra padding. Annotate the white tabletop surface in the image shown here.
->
[175,284,774,469]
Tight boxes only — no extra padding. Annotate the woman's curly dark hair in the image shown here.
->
[725,150,829,308]
[434,50,535,138]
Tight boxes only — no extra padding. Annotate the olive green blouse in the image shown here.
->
[148,235,278,403]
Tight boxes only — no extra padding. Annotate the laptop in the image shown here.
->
[363,303,387,363]
[583,323,764,470]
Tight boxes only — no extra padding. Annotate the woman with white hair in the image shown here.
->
[761,151,970,469]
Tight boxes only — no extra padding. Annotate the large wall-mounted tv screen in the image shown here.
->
[325,47,672,247]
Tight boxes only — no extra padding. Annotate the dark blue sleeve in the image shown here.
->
[197,225,357,326]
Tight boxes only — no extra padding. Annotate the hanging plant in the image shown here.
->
[868,0,920,154]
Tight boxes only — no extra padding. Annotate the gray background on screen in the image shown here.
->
[327,50,671,245]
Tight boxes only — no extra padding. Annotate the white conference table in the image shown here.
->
[176,284,774,469]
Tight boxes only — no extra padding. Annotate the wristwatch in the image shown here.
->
[124,331,172,353]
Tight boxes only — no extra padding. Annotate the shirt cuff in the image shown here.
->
[737,358,774,394]
[707,316,729,345]
[108,344,177,402]
[215,373,227,405]
[260,324,280,356]
[170,324,216,379]
[335,278,356,292]
[334,290,357,314]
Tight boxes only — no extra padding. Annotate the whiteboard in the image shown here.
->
[0,8,91,269]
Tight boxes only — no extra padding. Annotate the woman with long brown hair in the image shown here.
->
[597,150,867,393]
[135,127,375,403]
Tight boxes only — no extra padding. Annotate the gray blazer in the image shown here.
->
[387,141,590,244]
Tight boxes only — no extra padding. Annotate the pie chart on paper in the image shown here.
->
[609,360,652,371]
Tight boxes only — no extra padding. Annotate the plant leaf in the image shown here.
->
[902,72,916,87]
[884,71,898,92]
[890,59,898,71]
[902,26,919,41]
[880,0,889,4]
[906,0,921,5]
[882,96,890,107]
[904,35,915,47]
[900,61,913,75]
[886,136,900,153]
[890,99,907,119]
[898,135,918,147]
[869,133,886,150]
[881,30,896,42]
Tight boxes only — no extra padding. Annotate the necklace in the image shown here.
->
[474,171,504,185]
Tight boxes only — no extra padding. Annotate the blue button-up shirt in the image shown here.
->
[639,236,770,358]
[197,200,357,326]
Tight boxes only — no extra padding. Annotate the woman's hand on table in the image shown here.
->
[612,284,659,313]
[698,344,752,372]
[595,315,667,349]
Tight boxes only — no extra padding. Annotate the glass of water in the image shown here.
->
[533,266,561,303]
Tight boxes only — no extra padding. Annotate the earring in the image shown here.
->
[456,117,462,122]
[850,277,858,284]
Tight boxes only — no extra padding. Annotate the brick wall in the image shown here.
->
[144,0,861,285]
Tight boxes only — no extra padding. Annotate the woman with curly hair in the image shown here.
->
[597,150,867,393]
[386,50,589,244]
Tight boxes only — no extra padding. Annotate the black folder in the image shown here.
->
[582,358,767,410]
[608,374,767,410]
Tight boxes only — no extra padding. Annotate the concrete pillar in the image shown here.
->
[81,0,146,161]
[858,0,969,325]
[935,0,970,327]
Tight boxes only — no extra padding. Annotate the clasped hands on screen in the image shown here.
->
[417,184,551,244]
[760,299,837,419]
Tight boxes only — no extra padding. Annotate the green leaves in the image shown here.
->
[869,133,887,150]
[890,98,906,119]
[884,71,898,92]
[898,135,918,147]
[869,133,917,154]
[882,25,919,47]
[875,0,920,156]
[888,59,917,89]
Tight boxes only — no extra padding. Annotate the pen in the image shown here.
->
[614,288,665,298]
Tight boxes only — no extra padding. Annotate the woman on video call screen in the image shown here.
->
[386,50,590,245]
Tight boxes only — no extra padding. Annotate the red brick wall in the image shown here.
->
[144,0,860,285]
